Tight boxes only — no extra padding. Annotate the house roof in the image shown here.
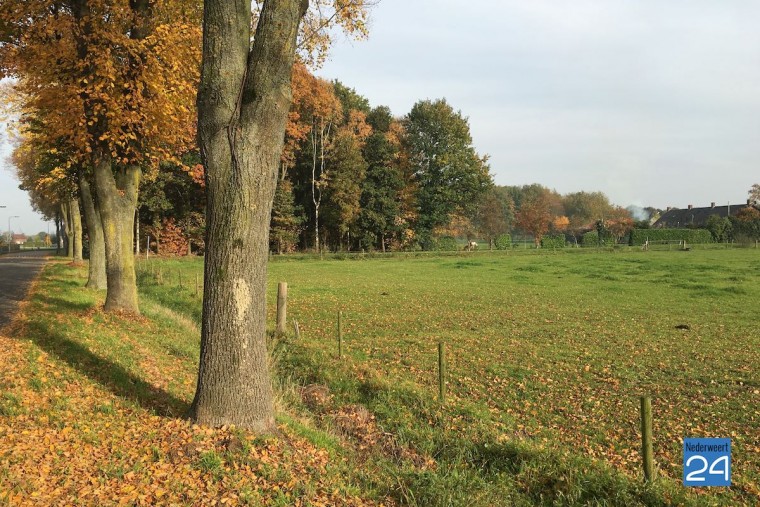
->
[653,201,757,228]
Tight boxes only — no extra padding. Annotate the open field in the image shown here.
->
[136,247,759,505]
[2,248,758,506]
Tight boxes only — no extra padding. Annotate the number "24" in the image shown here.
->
[685,455,729,482]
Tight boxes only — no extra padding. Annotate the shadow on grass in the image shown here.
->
[22,319,190,418]
[35,294,93,313]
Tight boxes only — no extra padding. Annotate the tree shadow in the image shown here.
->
[35,294,93,313]
[22,319,190,418]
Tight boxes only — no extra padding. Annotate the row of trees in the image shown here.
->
[2,0,372,431]
[128,79,642,254]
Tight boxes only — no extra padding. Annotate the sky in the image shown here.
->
[1,140,53,236]
[317,0,760,210]
[2,0,759,232]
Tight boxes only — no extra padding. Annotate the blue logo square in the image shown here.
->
[683,438,731,486]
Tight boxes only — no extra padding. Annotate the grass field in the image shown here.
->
[2,248,757,505]
[135,247,759,505]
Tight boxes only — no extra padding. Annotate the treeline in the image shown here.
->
[134,65,648,255]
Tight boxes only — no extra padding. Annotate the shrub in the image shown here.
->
[540,235,566,249]
[582,230,600,246]
[494,234,512,250]
[435,236,460,251]
[628,228,712,246]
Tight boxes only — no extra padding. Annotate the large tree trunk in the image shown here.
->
[70,197,84,263]
[79,173,107,289]
[190,0,307,431]
[94,158,141,314]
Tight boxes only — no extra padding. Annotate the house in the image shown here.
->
[11,233,27,245]
[653,200,758,228]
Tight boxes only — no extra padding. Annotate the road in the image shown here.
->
[0,250,49,329]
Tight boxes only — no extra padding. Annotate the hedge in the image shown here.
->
[582,230,600,246]
[541,234,566,249]
[629,228,712,246]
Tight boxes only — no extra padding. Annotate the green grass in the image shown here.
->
[132,247,760,506]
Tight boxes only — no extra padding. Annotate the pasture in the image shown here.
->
[136,247,759,505]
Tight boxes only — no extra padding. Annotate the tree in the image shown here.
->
[357,107,405,251]
[605,206,634,243]
[270,178,302,254]
[731,206,760,243]
[750,184,760,205]
[562,191,615,240]
[322,110,371,249]
[405,99,491,247]
[473,187,513,249]
[706,215,733,243]
[1,0,201,312]
[515,189,553,246]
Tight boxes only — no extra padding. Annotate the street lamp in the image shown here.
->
[8,216,19,253]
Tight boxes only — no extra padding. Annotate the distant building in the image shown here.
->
[11,234,27,245]
[653,200,757,228]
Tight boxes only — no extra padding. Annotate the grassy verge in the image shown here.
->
[0,261,382,506]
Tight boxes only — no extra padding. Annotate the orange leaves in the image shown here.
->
[2,0,201,175]
[0,308,381,506]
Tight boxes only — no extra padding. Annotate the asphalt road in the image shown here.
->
[0,250,49,330]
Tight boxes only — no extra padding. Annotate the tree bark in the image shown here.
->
[94,157,141,314]
[190,0,307,431]
[79,173,107,289]
[135,209,140,255]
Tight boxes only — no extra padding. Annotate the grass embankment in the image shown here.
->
[0,261,381,506]
[2,248,758,506]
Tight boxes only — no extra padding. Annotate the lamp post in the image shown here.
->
[8,216,19,253]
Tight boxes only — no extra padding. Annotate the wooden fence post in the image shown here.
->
[276,282,288,335]
[337,311,343,358]
[640,396,654,481]
[438,341,446,404]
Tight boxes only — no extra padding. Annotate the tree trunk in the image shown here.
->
[135,209,140,255]
[55,214,62,255]
[94,157,141,314]
[60,202,73,259]
[79,173,107,289]
[190,0,306,431]
[70,197,84,263]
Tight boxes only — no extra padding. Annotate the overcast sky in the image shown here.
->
[318,0,760,210]
[3,0,759,233]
